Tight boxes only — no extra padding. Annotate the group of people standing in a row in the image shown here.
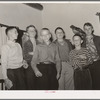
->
[1,22,100,90]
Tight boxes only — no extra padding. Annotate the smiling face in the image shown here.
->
[8,28,18,40]
[55,29,65,39]
[27,27,36,38]
[84,25,93,36]
[40,29,51,43]
[73,35,82,47]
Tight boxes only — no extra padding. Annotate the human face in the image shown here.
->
[56,29,64,39]
[27,27,36,38]
[84,25,93,36]
[73,36,82,47]
[41,30,51,43]
[9,28,18,40]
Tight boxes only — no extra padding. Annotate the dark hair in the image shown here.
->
[26,25,38,39]
[55,27,65,39]
[73,34,83,40]
[5,26,18,35]
[41,28,53,42]
[83,22,94,34]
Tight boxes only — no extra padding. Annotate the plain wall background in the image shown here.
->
[0,3,42,31]
[42,3,100,40]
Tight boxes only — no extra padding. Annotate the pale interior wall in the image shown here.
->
[42,3,100,40]
[0,3,42,31]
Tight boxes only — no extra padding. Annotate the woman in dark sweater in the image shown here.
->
[23,25,39,90]
[69,34,93,90]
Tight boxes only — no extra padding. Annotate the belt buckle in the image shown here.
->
[43,61,51,64]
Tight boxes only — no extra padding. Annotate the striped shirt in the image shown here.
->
[69,48,93,69]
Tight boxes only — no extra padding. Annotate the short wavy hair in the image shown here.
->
[83,22,94,34]
[26,25,38,39]
[55,27,65,39]
[5,26,18,35]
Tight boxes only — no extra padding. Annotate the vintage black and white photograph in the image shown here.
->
[0,2,100,92]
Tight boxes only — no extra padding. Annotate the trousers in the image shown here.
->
[58,62,74,90]
[89,60,100,90]
[7,67,26,90]
[36,63,58,90]
[24,64,36,90]
[74,68,92,90]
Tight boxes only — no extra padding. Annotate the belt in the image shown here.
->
[62,61,68,63]
[74,66,89,71]
[39,61,54,64]
[7,66,23,70]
